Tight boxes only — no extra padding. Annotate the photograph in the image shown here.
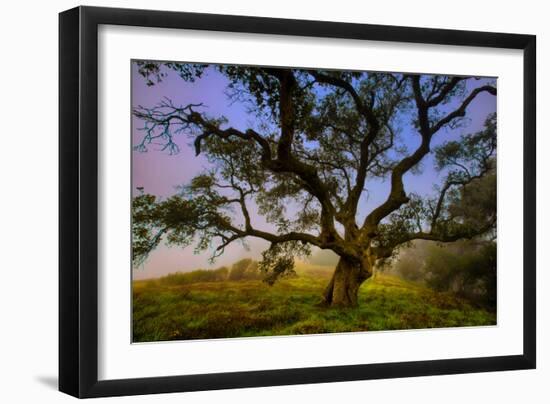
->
[131,61,498,342]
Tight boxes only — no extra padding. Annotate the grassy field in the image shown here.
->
[132,265,496,342]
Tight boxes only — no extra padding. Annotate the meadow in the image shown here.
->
[132,260,496,342]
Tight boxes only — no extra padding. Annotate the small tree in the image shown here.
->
[132,63,496,307]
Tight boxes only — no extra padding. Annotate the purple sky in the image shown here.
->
[132,62,496,279]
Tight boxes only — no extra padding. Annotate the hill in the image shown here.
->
[132,262,496,342]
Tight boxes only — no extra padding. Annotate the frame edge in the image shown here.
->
[58,5,81,398]
[522,34,536,369]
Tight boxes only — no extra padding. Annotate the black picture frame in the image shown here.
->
[59,5,536,398]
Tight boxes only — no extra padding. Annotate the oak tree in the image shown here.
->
[132,63,496,307]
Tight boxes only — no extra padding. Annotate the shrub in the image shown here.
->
[228,258,263,281]
[392,240,496,309]
[158,266,229,285]
[424,241,496,309]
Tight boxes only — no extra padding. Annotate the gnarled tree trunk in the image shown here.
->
[322,256,372,307]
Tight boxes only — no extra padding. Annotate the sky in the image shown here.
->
[131,62,496,280]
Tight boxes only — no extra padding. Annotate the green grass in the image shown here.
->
[132,268,496,342]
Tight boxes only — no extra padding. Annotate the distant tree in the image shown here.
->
[394,240,429,283]
[132,63,496,307]
[424,240,496,308]
[228,258,263,281]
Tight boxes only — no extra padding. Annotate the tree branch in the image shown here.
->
[430,85,496,135]
[361,77,496,232]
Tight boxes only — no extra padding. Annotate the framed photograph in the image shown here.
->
[59,6,536,398]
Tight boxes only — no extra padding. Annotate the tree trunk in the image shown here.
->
[322,256,371,307]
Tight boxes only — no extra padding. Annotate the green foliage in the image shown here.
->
[258,241,310,285]
[228,258,263,281]
[143,259,267,287]
[424,241,496,308]
[448,173,497,236]
[135,61,207,86]
[132,193,162,265]
[435,113,496,173]
[221,65,284,120]
[155,267,229,286]
[431,113,497,237]
[377,193,429,249]
[132,193,212,266]
[132,189,243,266]
[133,271,495,342]
[393,239,496,308]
